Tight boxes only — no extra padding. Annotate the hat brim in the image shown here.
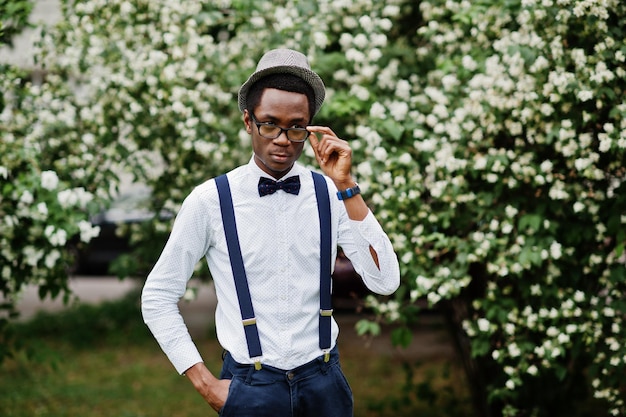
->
[238,65,326,117]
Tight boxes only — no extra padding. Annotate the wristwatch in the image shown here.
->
[336,183,361,200]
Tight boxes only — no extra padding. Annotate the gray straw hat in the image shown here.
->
[238,49,326,116]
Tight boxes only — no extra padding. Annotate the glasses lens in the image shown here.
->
[258,124,281,138]
[287,129,309,142]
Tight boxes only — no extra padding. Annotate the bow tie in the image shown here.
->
[258,176,301,196]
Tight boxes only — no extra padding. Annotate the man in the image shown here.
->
[141,49,400,416]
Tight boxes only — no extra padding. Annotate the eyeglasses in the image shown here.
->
[250,113,310,143]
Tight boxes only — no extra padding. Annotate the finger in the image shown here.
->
[307,125,336,138]
[308,131,322,160]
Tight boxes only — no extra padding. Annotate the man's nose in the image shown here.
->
[273,130,290,145]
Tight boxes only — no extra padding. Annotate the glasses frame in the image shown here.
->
[249,113,310,143]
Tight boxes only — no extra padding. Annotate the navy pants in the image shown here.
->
[218,346,353,417]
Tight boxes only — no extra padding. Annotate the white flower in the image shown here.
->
[577,90,593,102]
[41,170,59,190]
[540,160,553,173]
[527,365,538,376]
[416,275,434,292]
[550,241,562,259]
[0,166,8,179]
[20,191,34,204]
[313,31,328,49]
[546,326,559,337]
[162,32,176,45]
[389,101,409,121]
[57,187,94,209]
[82,133,96,145]
[401,252,412,263]
[574,291,585,302]
[339,33,353,49]
[477,318,490,332]
[382,5,400,17]
[373,147,388,161]
[78,220,101,243]
[250,16,265,27]
[358,15,374,32]
[369,102,386,119]
[45,250,61,269]
[427,292,441,305]
[45,226,68,246]
[345,47,365,63]
[368,48,382,62]
[398,153,412,164]
[357,161,373,177]
[474,155,488,170]
[37,202,48,217]
[505,205,518,218]
[120,1,134,14]
[350,84,370,101]
[23,246,43,267]
[599,135,612,152]
[395,79,411,100]
[462,55,477,71]
[486,173,499,183]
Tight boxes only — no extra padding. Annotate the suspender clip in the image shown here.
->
[242,317,257,326]
[323,350,330,362]
[253,358,263,370]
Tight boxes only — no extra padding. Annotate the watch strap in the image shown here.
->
[336,183,361,200]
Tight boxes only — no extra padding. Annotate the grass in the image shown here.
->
[0,291,471,417]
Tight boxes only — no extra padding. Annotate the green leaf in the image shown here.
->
[381,119,404,141]
[355,319,381,337]
[518,214,541,231]
[391,326,413,348]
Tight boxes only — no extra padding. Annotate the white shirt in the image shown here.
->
[141,158,400,374]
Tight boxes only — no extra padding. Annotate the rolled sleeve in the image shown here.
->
[342,211,400,295]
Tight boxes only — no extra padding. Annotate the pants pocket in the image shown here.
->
[218,378,238,417]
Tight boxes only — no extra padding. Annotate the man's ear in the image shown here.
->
[243,110,252,134]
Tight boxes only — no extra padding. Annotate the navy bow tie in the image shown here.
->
[258,176,301,196]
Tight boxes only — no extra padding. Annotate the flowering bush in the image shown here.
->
[391,1,626,415]
[2,0,625,415]
[0,67,104,360]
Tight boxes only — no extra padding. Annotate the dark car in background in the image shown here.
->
[72,186,155,275]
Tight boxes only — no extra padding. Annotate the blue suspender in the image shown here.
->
[215,174,263,369]
[214,172,332,368]
[312,172,333,358]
